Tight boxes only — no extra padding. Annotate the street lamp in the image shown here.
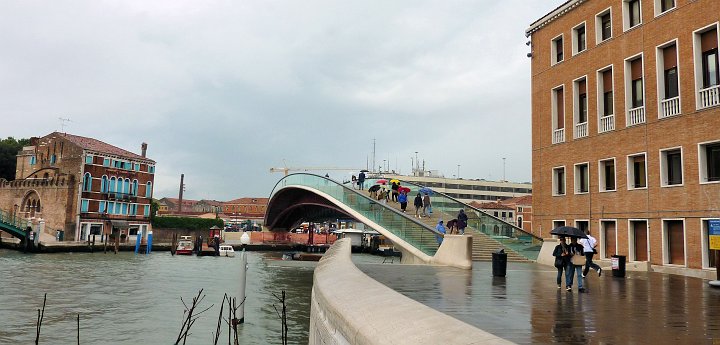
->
[457,164,461,179]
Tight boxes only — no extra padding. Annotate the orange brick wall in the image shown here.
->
[529,0,720,269]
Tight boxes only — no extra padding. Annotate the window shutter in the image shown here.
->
[631,59,643,80]
[663,45,677,69]
[701,28,718,52]
[603,70,613,92]
[556,88,564,128]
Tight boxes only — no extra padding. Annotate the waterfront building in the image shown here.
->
[527,0,720,274]
[0,132,155,242]
[380,173,532,204]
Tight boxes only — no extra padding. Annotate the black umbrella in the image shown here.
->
[550,226,588,239]
[368,184,381,192]
[360,169,370,172]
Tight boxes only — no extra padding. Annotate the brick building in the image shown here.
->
[501,195,533,231]
[527,0,719,275]
[0,132,155,242]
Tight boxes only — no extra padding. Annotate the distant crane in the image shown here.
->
[269,167,362,176]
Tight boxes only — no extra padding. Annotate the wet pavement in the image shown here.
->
[357,262,720,345]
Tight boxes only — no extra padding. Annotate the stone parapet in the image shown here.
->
[309,239,515,345]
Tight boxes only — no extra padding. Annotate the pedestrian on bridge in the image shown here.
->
[358,171,366,190]
[457,209,468,235]
[422,194,432,217]
[414,193,423,218]
[435,220,446,244]
[398,191,408,212]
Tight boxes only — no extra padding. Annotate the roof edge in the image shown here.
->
[525,0,585,37]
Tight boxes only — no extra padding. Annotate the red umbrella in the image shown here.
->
[376,179,387,185]
[398,186,411,193]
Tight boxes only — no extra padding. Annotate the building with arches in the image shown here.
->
[0,132,155,242]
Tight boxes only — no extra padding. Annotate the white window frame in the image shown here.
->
[552,166,566,196]
[654,0,676,18]
[661,218,686,266]
[623,0,643,32]
[599,219,618,259]
[627,152,648,190]
[692,22,720,110]
[596,64,616,133]
[551,219,567,239]
[700,218,720,269]
[551,34,564,65]
[595,7,613,44]
[656,39,682,119]
[627,219,650,262]
[572,21,587,56]
[598,157,617,192]
[659,146,684,187]
[575,219,590,234]
[573,75,589,139]
[624,53,646,126]
[574,162,590,195]
[551,84,566,144]
[698,139,720,184]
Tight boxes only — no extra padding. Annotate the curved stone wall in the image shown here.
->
[309,239,515,345]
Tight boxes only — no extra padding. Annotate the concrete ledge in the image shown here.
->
[431,235,473,269]
[309,239,515,345]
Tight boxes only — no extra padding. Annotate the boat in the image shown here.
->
[219,245,235,257]
[176,236,194,255]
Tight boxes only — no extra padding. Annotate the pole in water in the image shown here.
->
[147,230,153,254]
[134,230,142,254]
[236,249,248,323]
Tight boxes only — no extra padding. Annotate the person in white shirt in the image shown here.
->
[580,230,602,277]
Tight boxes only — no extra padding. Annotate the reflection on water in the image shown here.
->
[0,250,313,344]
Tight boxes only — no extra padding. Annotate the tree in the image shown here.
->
[0,137,30,181]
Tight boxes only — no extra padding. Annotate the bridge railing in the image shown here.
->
[0,209,31,234]
[271,174,441,256]
[365,178,543,261]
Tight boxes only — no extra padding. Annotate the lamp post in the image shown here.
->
[457,164,461,179]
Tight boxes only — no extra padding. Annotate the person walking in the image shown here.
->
[457,209,468,235]
[552,236,570,289]
[351,175,357,189]
[378,189,387,205]
[435,220,446,245]
[358,171,366,190]
[567,237,586,292]
[422,193,432,217]
[391,182,399,202]
[413,193,423,218]
[398,191,408,212]
[581,230,602,277]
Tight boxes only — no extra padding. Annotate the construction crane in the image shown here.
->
[269,167,362,176]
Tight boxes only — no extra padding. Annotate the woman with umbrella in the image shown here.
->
[550,226,587,292]
[552,237,571,289]
[390,179,400,202]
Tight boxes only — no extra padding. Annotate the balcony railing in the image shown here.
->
[599,115,615,133]
[552,128,565,144]
[660,96,681,118]
[574,122,588,139]
[627,106,645,126]
[103,192,137,201]
[699,85,720,109]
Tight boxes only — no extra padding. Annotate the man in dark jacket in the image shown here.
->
[358,171,366,190]
[457,209,468,235]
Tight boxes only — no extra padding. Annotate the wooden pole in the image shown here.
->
[715,250,719,281]
[77,314,80,345]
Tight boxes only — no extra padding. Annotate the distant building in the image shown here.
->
[381,173,532,204]
[0,132,155,242]
[222,197,269,221]
[469,201,515,224]
[501,195,533,231]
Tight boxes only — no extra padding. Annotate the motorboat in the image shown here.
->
[219,245,235,257]
[176,236,194,255]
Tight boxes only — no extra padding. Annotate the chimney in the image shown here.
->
[141,142,148,158]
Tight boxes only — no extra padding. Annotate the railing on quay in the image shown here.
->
[0,209,31,237]
[269,173,442,256]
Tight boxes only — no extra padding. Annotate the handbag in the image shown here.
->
[571,254,586,266]
[554,257,564,268]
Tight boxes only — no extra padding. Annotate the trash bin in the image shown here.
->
[492,249,507,277]
[611,255,626,277]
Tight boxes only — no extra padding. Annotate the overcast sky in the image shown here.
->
[1,0,563,201]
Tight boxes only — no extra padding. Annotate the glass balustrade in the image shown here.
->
[271,174,440,256]
[363,178,543,260]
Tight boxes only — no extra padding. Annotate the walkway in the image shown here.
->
[357,261,720,344]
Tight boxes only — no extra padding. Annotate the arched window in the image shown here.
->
[124,179,130,195]
[109,177,116,193]
[132,180,139,196]
[146,182,153,198]
[101,175,108,193]
[82,173,92,192]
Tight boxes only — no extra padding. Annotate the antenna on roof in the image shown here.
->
[59,117,72,133]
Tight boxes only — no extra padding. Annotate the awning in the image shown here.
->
[111,220,130,228]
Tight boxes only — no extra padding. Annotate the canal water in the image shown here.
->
[0,249,316,344]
